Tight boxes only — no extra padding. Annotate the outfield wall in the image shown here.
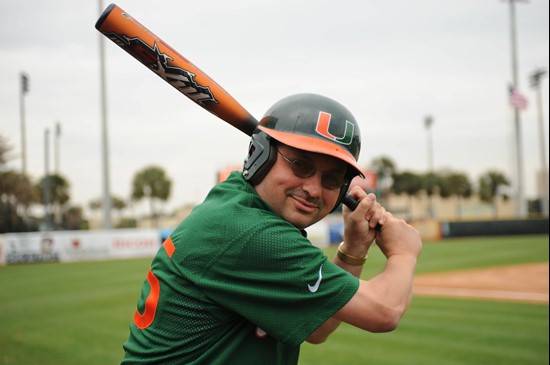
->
[0,229,161,266]
[441,218,549,237]
[1,218,547,265]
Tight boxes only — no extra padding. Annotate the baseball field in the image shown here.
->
[0,234,548,365]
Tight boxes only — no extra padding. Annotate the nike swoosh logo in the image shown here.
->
[307,264,323,293]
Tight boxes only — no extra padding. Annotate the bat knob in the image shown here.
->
[342,194,358,210]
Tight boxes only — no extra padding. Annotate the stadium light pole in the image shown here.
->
[98,0,112,228]
[424,115,435,219]
[19,72,29,175]
[54,121,61,175]
[44,128,52,230]
[504,0,528,217]
[529,68,548,216]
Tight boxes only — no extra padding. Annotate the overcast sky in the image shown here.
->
[1,0,548,216]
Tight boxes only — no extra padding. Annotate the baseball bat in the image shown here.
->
[95,3,362,211]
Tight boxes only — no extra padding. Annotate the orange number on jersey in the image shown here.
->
[132,237,175,329]
[133,269,160,329]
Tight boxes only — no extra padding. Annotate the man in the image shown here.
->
[122,94,422,364]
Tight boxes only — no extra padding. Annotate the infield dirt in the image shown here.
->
[413,262,549,303]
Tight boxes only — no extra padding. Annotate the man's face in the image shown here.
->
[254,144,346,229]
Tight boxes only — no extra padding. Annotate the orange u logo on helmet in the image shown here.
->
[314,111,354,145]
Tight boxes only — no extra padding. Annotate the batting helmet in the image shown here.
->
[243,93,364,208]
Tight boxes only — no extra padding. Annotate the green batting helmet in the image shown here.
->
[243,93,364,208]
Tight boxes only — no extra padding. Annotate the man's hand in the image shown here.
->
[375,216,422,260]
[341,186,390,257]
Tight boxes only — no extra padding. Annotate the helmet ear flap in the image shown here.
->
[243,131,277,185]
[332,178,351,213]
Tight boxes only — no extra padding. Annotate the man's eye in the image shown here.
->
[292,159,315,176]
[322,173,344,189]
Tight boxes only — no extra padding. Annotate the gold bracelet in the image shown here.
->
[337,242,367,266]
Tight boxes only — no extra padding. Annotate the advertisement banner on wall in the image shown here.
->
[0,232,60,265]
[0,229,162,265]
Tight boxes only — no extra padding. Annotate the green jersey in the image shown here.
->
[122,172,359,364]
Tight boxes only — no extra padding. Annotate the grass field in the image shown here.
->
[0,234,548,365]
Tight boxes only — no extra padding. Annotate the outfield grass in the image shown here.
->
[0,235,548,365]
[0,258,150,365]
[328,234,550,279]
[300,297,549,365]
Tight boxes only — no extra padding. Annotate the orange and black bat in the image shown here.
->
[95,3,258,136]
[95,3,360,210]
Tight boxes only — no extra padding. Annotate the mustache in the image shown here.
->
[287,189,323,207]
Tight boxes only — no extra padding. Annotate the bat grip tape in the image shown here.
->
[341,194,382,232]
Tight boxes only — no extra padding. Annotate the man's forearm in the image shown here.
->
[367,254,417,317]
[306,251,366,344]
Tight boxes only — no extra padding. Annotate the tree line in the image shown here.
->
[370,156,511,218]
[0,135,172,233]
[1,133,518,233]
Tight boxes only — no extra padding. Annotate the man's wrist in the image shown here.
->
[337,242,368,266]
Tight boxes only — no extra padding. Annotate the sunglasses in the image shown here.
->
[277,149,346,190]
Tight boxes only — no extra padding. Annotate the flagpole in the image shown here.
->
[530,69,549,216]
[506,0,527,217]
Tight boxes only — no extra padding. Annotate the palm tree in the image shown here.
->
[1,170,37,207]
[62,205,88,230]
[478,170,510,218]
[444,172,472,220]
[35,174,70,227]
[89,195,128,225]
[0,134,16,166]
[0,135,38,232]
[0,170,37,232]
[131,166,172,227]
[88,198,101,212]
[421,172,441,218]
[422,172,439,197]
[112,196,127,215]
[391,171,423,219]
[370,156,396,204]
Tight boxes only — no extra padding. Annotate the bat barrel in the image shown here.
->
[95,3,117,29]
[95,3,259,136]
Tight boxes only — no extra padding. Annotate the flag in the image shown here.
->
[508,85,528,111]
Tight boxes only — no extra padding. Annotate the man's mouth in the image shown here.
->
[289,193,320,213]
